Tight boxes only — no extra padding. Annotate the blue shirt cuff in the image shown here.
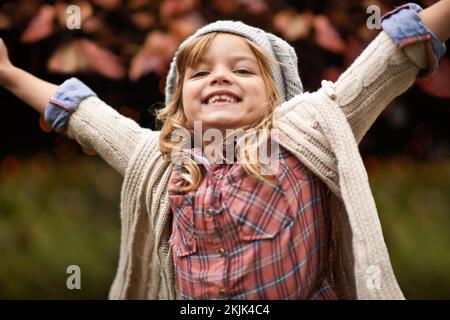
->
[381,3,446,76]
[44,77,97,133]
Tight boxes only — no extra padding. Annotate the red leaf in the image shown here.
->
[211,0,239,15]
[160,0,199,20]
[20,4,55,44]
[47,39,126,80]
[129,31,178,81]
[168,13,205,42]
[313,15,346,54]
[239,0,269,15]
[131,12,156,31]
[416,57,450,99]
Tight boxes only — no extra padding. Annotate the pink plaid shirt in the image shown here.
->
[168,145,337,300]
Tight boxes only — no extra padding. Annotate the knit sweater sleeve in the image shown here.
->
[314,4,445,144]
[65,95,155,176]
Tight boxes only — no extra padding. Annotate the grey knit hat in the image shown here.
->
[164,20,303,106]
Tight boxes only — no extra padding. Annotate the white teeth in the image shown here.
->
[206,94,238,104]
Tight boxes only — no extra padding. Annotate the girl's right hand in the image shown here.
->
[0,38,14,87]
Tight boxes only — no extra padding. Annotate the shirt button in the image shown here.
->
[205,208,214,218]
[217,248,225,257]
[214,173,223,180]
[218,289,226,298]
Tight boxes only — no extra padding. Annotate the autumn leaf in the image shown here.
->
[129,31,178,81]
[273,10,313,42]
[131,11,156,31]
[20,4,55,44]
[167,12,205,42]
[239,0,269,15]
[211,0,240,15]
[160,0,199,21]
[313,15,347,54]
[47,39,126,79]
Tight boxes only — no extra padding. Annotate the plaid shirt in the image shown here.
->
[168,145,336,300]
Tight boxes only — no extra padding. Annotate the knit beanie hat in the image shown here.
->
[164,20,304,106]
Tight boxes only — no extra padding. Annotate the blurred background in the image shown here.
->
[0,0,449,299]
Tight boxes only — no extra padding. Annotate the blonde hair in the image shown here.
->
[156,32,282,192]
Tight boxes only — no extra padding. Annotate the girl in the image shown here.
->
[0,1,449,299]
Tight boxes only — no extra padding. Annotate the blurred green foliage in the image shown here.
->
[0,153,449,299]
[0,153,121,299]
[372,156,450,299]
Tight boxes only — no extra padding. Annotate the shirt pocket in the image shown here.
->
[168,193,197,257]
[221,165,293,241]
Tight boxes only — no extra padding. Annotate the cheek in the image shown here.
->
[181,85,192,120]
[249,82,269,110]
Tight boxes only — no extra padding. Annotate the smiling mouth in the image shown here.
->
[203,100,241,106]
[203,94,242,105]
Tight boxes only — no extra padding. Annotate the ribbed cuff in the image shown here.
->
[381,3,447,77]
[44,77,97,133]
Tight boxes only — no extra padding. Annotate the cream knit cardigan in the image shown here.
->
[66,31,428,300]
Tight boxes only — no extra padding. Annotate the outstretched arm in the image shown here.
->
[0,39,58,115]
[419,0,450,43]
[0,38,155,176]
[314,1,448,144]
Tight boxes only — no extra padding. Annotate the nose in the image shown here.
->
[209,67,232,85]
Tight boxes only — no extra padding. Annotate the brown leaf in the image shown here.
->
[20,4,55,44]
[212,0,240,15]
[82,16,105,34]
[168,13,206,42]
[131,11,156,31]
[129,31,178,81]
[273,10,313,42]
[416,57,450,99]
[239,0,269,15]
[313,15,346,54]
[160,0,199,21]
[47,39,126,80]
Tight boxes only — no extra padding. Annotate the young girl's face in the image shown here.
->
[182,33,269,135]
